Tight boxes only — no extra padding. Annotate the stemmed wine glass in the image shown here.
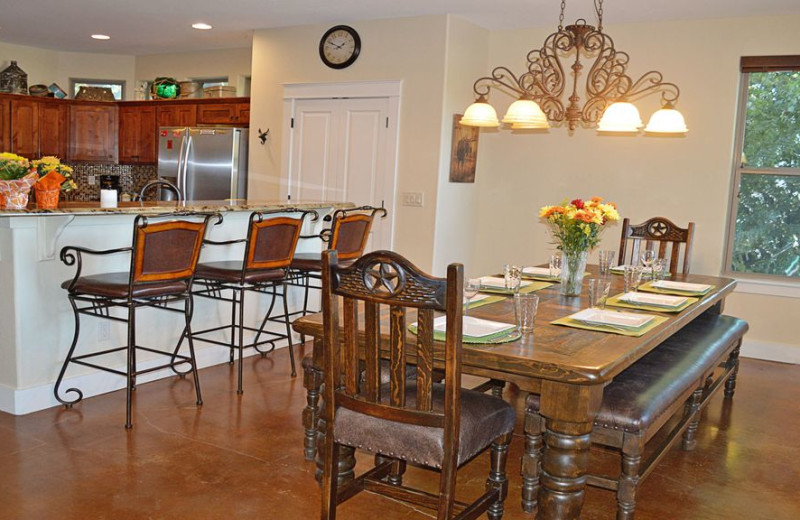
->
[640,250,657,279]
[464,278,481,317]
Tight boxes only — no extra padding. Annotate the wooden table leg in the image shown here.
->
[537,380,603,519]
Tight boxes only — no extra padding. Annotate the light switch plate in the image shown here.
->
[402,192,423,207]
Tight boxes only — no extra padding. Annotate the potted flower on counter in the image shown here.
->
[0,152,38,209]
[32,156,76,209]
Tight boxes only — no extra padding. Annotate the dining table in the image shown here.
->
[292,266,736,519]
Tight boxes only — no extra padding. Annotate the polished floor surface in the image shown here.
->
[1,345,798,519]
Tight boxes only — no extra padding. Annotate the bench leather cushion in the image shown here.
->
[195,261,287,284]
[61,273,188,299]
[334,383,515,469]
[290,253,357,272]
[528,314,747,434]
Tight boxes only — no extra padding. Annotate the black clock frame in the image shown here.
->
[319,25,361,69]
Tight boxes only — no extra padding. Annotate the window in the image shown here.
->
[725,56,800,280]
[70,78,125,100]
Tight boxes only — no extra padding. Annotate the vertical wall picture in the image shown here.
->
[449,114,479,183]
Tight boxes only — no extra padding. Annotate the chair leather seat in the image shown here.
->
[195,261,287,284]
[61,272,189,299]
[291,253,357,272]
[334,383,516,469]
[527,314,748,434]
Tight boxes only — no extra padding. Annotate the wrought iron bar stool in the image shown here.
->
[54,212,219,429]
[188,208,318,394]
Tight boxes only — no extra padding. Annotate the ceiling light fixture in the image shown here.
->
[192,23,213,30]
[91,34,111,40]
[461,0,687,135]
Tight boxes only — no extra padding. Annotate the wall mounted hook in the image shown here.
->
[258,128,270,145]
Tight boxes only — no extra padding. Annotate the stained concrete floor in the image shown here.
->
[1,344,798,519]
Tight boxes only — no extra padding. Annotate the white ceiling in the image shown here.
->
[2,0,800,55]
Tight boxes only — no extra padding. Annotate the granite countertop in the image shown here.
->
[0,200,352,217]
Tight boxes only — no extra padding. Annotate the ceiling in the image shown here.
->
[3,0,800,55]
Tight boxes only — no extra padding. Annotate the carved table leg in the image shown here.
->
[315,416,356,485]
[521,406,545,514]
[302,354,324,461]
[724,342,741,399]
[537,381,602,520]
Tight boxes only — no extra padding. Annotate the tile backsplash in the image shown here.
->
[64,163,158,201]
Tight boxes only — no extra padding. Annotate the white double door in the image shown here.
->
[284,96,397,251]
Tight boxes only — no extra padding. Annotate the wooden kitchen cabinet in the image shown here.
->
[196,102,250,125]
[11,99,40,158]
[119,105,156,164]
[156,104,197,128]
[38,101,69,159]
[69,104,118,163]
[0,98,10,151]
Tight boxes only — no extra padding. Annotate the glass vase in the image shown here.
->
[559,250,589,297]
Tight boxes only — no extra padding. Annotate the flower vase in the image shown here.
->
[34,185,60,209]
[0,175,37,209]
[559,250,588,297]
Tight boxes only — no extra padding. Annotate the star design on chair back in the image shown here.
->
[363,260,404,296]
[648,220,669,237]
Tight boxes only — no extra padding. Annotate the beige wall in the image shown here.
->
[470,15,800,358]
[135,47,252,96]
[249,16,450,270]
[1,42,135,99]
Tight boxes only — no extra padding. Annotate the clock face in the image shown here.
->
[319,25,361,69]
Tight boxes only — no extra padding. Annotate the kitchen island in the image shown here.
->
[0,200,350,415]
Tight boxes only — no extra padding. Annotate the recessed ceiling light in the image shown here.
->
[192,23,213,30]
[91,34,110,40]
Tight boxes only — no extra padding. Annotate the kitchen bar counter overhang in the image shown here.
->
[0,200,352,415]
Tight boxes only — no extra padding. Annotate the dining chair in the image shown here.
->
[54,212,218,429]
[319,249,516,520]
[617,217,695,275]
[189,208,317,393]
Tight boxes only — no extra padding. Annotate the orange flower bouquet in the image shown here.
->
[539,197,620,296]
[0,152,37,209]
[32,156,76,209]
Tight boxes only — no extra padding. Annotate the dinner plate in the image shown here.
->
[570,308,654,329]
[430,315,516,338]
[651,280,711,293]
[522,266,559,277]
[619,292,688,308]
[478,276,533,289]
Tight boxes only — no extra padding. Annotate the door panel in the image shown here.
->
[291,102,338,203]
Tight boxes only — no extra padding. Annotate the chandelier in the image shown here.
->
[460,0,687,134]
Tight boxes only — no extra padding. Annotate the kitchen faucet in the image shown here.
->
[139,179,183,202]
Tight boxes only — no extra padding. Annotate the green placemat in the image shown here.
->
[638,282,714,297]
[479,281,553,295]
[605,293,698,313]
[551,313,669,337]
[610,269,672,278]
[408,324,521,344]
[467,295,505,309]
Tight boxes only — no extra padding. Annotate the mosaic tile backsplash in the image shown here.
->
[63,163,159,202]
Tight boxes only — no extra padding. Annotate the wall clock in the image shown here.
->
[319,25,361,69]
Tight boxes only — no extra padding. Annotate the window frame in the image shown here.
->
[723,56,800,285]
[69,78,126,100]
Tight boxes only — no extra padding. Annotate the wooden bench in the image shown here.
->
[522,313,748,519]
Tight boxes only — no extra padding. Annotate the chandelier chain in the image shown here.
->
[595,0,604,32]
[558,0,566,30]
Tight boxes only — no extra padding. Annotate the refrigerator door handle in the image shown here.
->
[175,133,187,195]
[181,135,192,200]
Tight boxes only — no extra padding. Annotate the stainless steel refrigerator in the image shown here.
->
[157,127,248,201]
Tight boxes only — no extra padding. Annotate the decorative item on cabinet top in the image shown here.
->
[0,60,28,95]
[151,77,180,100]
[75,86,115,102]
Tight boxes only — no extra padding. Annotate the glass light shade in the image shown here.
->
[644,107,688,133]
[597,102,643,132]
[460,100,500,127]
[502,99,549,128]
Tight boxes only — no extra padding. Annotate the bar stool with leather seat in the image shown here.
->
[54,212,218,429]
[189,208,317,394]
[320,249,516,520]
[618,216,695,275]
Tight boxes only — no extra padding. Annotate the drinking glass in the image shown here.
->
[514,293,539,334]
[504,264,521,293]
[597,250,616,277]
[464,278,481,316]
[587,278,611,309]
[549,254,562,277]
[652,258,668,281]
[623,265,644,293]
[640,250,657,279]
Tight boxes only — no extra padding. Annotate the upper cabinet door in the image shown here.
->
[196,102,250,126]
[68,104,118,163]
[39,102,69,159]
[156,104,197,128]
[0,99,10,152]
[119,105,156,164]
[11,99,40,158]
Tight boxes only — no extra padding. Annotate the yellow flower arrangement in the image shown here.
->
[0,152,33,180]
[540,197,620,253]
[32,156,77,192]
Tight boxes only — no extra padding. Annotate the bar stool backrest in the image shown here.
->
[245,214,304,271]
[329,206,387,261]
[131,214,212,284]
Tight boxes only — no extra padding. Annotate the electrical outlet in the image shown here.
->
[87,175,96,186]
[98,322,110,342]
[401,192,423,207]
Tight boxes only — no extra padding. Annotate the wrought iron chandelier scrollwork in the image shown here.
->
[461,0,687,134]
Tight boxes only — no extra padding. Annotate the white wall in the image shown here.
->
[470,15,800,359]
[249,16,449,270]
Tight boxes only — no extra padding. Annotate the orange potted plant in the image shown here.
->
[0,152,37,209]
[32,156,76,209]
